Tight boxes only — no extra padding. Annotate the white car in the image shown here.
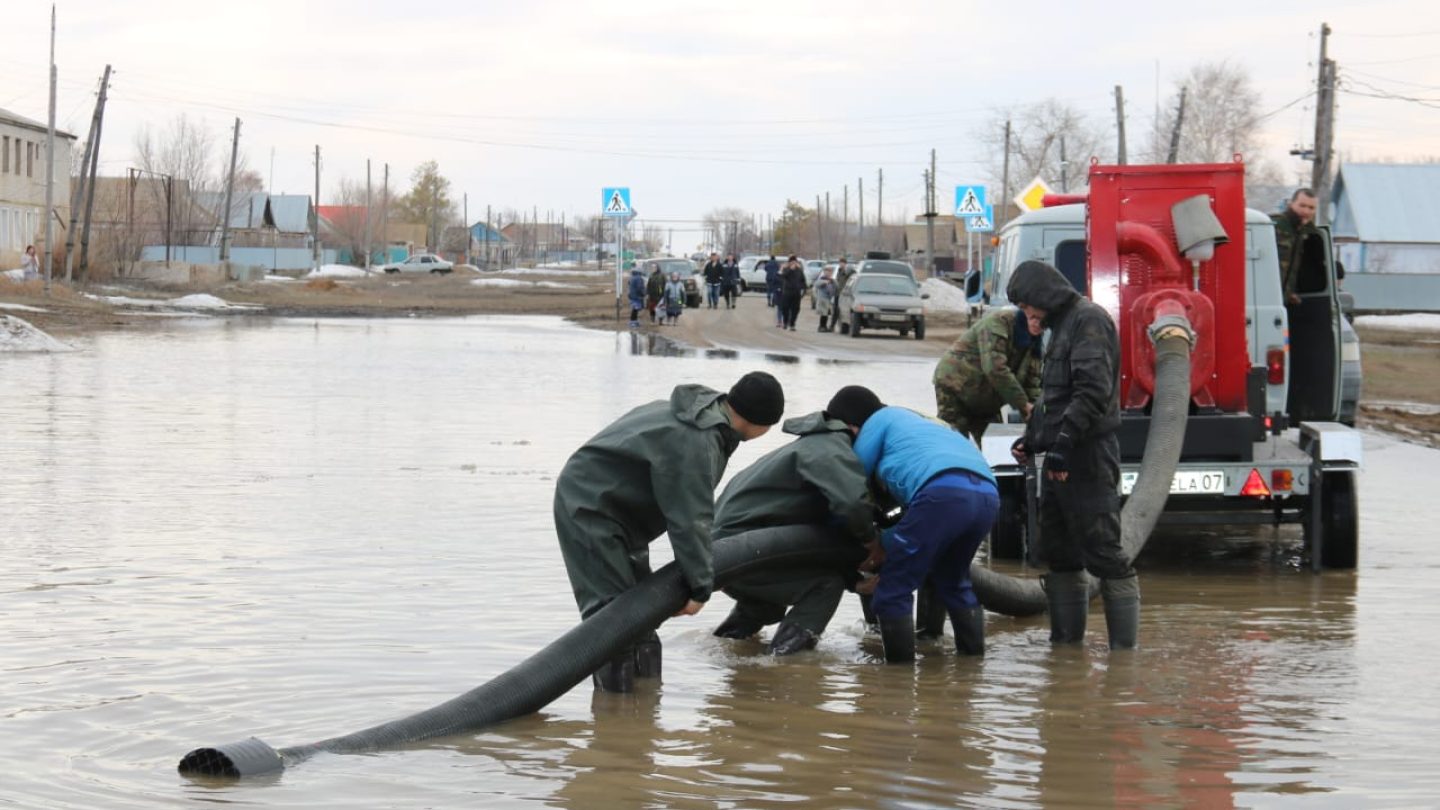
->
[380,253,453,274]
[738,256,808,291]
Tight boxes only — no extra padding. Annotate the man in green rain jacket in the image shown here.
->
[554,372,785,692]
[932,305,1044,441]
[709,411,878,655]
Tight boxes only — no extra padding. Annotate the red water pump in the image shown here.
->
[1082,160,1250,413]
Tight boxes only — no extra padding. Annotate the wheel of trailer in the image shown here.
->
[1307,470,1358,569]
[989,477,1027,560]
[850,313,862,338]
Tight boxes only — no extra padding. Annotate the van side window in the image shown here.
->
[1294,231,1330,295]
[1054,240,1088,295]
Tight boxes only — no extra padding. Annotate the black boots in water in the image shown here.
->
[1045,570,1090,644]
[879,614,916,663]
[635,631,663,678]
[712,606,765,640]
[768,623,819,656]
[592,650,635,693]
[949,606,986,656]
[1101,576,1140,650]
[915,580,947,639]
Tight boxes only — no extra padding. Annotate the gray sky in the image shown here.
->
[5,0,1437,239]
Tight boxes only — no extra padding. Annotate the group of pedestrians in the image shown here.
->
[700,253,742,310]
[572,256,1130,694]
[628,264,690,327]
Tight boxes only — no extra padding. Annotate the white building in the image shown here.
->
[0,107,76,268]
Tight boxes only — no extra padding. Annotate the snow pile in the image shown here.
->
[88,293,257,310]
[1,314,70,352]
[261,274,300,283]
[472,278,586,290]
[1355,313,1440,332]
[2,269,26,281]
[920,278,971,312]
[305,264,370,279]
[0,302,48,313]
[169,294,246,310]
[500,266,607,278]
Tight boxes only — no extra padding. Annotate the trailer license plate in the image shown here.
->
[1120,470,1225,495]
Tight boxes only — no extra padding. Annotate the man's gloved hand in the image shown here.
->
[1044,432,1074,481]
[1010,436,1030,465]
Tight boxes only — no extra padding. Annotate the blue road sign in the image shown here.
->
[954,185,987,218]
[602,187,632,217]
[964,205,995,233]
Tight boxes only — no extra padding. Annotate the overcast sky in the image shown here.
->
[4,0,1437,243]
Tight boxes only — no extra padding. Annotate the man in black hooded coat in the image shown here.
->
[1006,260,1138,650]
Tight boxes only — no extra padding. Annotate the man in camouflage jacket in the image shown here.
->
[932,306,1043,441]
[1273,188,1318,307]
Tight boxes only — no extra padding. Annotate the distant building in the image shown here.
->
[1330,163,1440,275]
[471,221,515,266]
[0,107,76,267]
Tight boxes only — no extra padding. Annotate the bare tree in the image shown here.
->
[702,206,757,255]
[326,177,373,264]
[978,99,1110,195]
[132,114,253,245]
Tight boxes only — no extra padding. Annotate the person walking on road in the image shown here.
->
[933,306,1043,441]
[662,271,687,325]
[627,265,646,327]
[1006,260,1136,651]
[554,372,786,692]
[814,264,839,332]
[645,264,666,324]
[779,255,806,331]
[703,253,724,310]
[711,410,878,655]
[827,385,999,663]
[720,254,740,309]
[764,256,782,320]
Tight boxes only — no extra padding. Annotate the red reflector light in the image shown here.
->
[1266,347,1285,385]
[1240,469,1271,498]
[1271,469,1293,492]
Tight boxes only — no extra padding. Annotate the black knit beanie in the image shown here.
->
[727,371,785,426]
[826,385,884,428]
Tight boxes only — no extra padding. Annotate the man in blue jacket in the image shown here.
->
[827,385,999,662]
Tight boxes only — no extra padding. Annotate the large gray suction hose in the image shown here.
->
[178,525,861,779]
[969,319,1195,617]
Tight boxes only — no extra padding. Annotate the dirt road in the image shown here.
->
[658,290,967,361]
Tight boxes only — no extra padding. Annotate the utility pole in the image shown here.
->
[925,150,938,275]
[842,184,849,257]
[824,191,830,257]
[381,163,389,264]
[218,117,241,266]
[1166,86,1188,164]
[858,177,865,251]
[78,67,110,280]
[1114,85,1128,165]
[1059,136,1069,192]
[877,167,884,249]
[999,119,1012,229]
[42,5,57,293]
[485,204,492,269]
[363,159,372,270]
[65,65,108,282]
[1313,22,1336,224]
[313,145,321,270]
[463,193,470,266]
[816,194,824,258]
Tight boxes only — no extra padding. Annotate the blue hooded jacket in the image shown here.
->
[852,406,995,504]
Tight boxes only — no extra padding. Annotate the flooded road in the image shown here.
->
[2,315,1438,808]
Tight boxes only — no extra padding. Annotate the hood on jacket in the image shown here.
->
[781,411,851,438]
[670,384,729,429]
[1006,260,1079,320]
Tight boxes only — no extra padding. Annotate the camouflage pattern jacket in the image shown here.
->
[1272,209,1318,301]
[932,307,1042,418]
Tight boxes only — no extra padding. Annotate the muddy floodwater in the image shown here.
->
[3,315,1439,809]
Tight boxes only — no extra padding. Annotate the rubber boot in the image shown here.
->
[592,650,635,693]
[713,606,765,640]
[1101,576,1140,651]
[915,580,947,640]
[634,631,662,679]
[819,316,828,332]
[949,605,986,656]
[1044,570,1089,645]
[878,614,916,663]
[768,622,819,656]
[858,593,878,629]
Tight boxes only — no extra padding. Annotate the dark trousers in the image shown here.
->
[1039,487,1129,579]
[706,282,720,308]
[722,567,846,635]
[720,283,736,307]
[780,291,802,328]
[871,472,999,619]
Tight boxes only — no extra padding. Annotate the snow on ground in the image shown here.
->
[2,269,29,281]
[499,266,607,277]
[0,302,48,313]
[305,264,371,279]
[86,293,259,310]
[1354,313,1440,332]
[920,277,971,313]
[471,278,587,290]
[261,274,300,283]
[0,314,70,352]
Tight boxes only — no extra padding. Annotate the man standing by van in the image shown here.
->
[1274,188,1318,307]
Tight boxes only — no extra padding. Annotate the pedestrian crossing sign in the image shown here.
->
[602,187,632,217]
[964,205,994,233]
[954,185,987,218]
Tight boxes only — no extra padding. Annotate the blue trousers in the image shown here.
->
[707,282,721,308]
[872,471,999,620]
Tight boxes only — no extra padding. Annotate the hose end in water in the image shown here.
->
[178,737,284,777]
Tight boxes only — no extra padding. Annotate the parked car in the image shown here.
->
[837,272,928,340]
[635,257,702,308]
[804,259,826,287]
[739,256,808,292]
[380,253,453,274]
